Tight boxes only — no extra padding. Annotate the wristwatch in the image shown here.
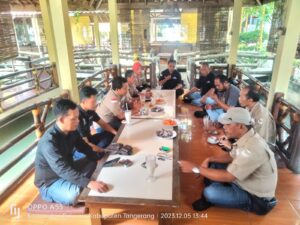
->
[192,166,200,174]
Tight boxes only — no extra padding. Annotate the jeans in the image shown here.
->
[189,92,202,106]
[73,131,114,161]
[189,92,216,107]
[206,108,224,122]
[39,158,96,205]
[89,131,114,148]
[202,162,277,214]
[203,162,252,211]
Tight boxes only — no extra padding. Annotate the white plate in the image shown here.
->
[157,130,177,139]
[207,136,219,144]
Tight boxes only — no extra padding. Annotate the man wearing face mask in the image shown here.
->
[159,59,184,98]
[179,107,278,215]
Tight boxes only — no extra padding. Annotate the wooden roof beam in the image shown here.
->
[96,0,103,9]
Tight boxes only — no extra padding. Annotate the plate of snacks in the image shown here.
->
[156,129,177,139]
[151,106,164,113]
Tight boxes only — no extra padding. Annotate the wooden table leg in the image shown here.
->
[88,205,103,225]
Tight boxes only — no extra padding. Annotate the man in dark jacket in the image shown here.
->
[34,99,109,205]
[159,59,184,98]
[183,63,215,106]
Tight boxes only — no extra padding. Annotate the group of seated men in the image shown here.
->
[34,60,278,215]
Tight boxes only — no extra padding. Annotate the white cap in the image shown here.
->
[218,107,252,125]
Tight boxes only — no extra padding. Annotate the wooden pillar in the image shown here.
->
[39,0,58,85]
[267,0,300,109]
[227,0,242,72]
[93,15,100,50]
[108,0,120,65]
[31,15,43,57]
[39,0,79,102]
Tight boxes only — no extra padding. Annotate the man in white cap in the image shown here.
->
[179,107,278,215]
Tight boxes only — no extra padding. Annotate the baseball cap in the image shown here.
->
[218,107,252,125]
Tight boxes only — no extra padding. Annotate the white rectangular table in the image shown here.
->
[79,113,180,225]
[132,90,176,119]
[88,119,175,200]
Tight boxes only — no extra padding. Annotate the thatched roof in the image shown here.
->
[7,0,276,11]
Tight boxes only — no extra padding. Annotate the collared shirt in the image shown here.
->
[195,72,215,96]
[34,124,100,189]
[127,83,139,99]
[159,69,183,90]
[78,105,100,141]
[227,129,278,198]
[96,89,123,123]
[248,102,276,147]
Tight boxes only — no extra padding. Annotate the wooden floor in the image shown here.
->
[1,102,300,225]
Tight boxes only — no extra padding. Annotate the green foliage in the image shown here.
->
[239,30,268,44]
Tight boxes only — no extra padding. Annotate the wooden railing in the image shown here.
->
[0,92,68,202]
[233,67,300,173]
[0,61,159,201]
[0,63,58,112]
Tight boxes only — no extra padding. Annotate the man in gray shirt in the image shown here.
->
[239,86,276,148]
[179,108,277,215]
[204,75,240,122]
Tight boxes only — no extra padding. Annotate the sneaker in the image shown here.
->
[192,197,212,211]
[183,96,192,103]
[194,110,207,118]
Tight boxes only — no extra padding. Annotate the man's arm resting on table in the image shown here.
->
[97,119,117,135]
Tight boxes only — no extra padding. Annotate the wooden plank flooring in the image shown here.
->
[0,102,300,225]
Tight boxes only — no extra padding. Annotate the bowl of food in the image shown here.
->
[163,119,178,126]
[155,98,166,105]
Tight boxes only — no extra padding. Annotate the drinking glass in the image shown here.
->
[145,155,156,182]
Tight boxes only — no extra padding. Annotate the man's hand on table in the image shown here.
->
[87,180,109,193]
